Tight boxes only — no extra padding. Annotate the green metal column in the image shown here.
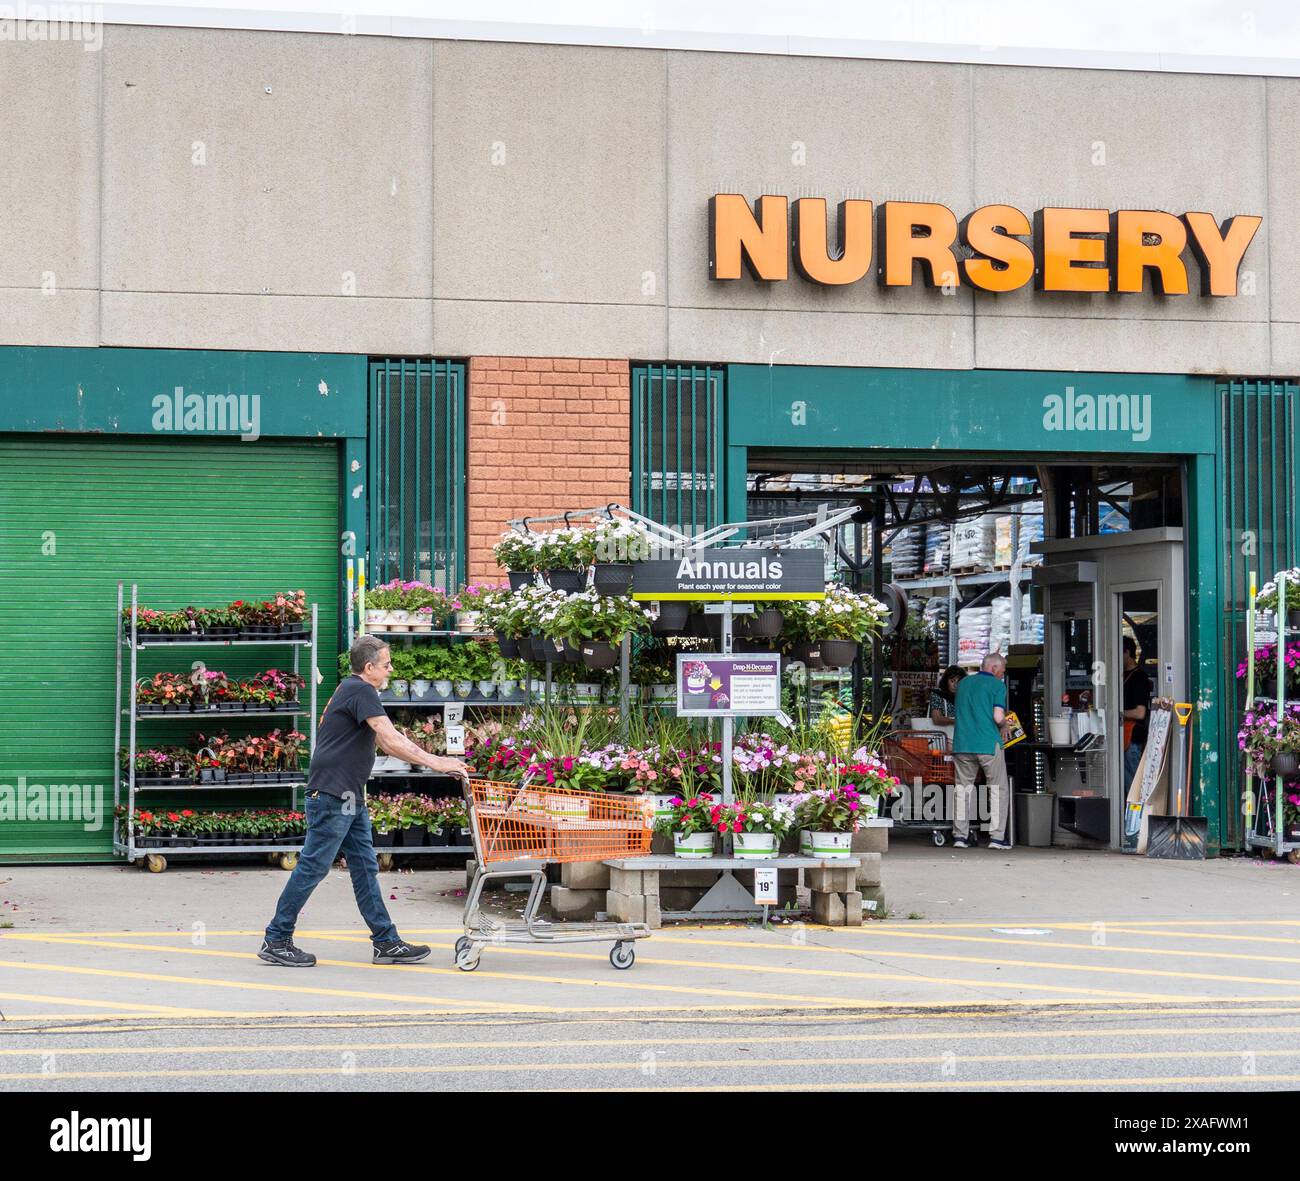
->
[1186,451,1222,851]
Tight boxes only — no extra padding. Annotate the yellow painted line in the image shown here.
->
[3,935,916,1010]
[7,1047,1300,1084]
[0,990,219,1016]
[1082,926,1300,947]
[548,1073,1300,1092]
[16,931,1171,1005]
[8,1024,1299,1059]
[381,933,1300,997]
[762,926,1300,967]
[0,958,533,1012]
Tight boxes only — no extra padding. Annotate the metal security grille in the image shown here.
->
[1219,379,1298,846]
[368,359,466,591]
[630,363,725,537]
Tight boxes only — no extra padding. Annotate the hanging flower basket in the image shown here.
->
[581,640,620,669]
[819,639,859,668]
[546,569,585,593]
[592,563,634,596]
[650,601,690,634]
[507,570,534,591]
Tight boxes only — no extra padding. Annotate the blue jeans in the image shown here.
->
[265,790,398,947]
[1124,742,1144,791]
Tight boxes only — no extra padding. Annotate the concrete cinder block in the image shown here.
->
[807,866,856,893]
[605,890,646,924]
[548,885,602,920]
[844,890,864,927]
[852,827,889,855]
[812,890,846,926]
[609,867,643,896]
[859,885,887,915]
[644,897,662,929]
[855,852,883,889]
[562,861,611,890]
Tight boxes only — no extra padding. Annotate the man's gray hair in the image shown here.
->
[350,634,390,673]
[981,652,1006,673]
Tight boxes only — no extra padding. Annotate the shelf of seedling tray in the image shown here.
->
[126,780,308,792]
[368,771,465,779]
[371,843,474,855]
[381,695,529,708]
[129,634,312,649]
[365,630,494,641]
[116,842,308,857]
[129,707,307,719]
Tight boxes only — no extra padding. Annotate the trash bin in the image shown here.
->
[1014,792,1054,847]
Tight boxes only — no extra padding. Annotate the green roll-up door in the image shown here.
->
[0,437,340,863]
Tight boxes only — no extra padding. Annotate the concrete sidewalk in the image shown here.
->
[0,846,1297,1026]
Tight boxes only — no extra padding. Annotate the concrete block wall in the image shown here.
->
[466,357,631,582]
[0,25,1293,374]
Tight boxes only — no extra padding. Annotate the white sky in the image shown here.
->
[105,0,1300,62]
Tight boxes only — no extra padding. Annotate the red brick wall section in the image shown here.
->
[467,357,630,584]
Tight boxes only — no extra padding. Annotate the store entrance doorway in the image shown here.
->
[743,452,1187,851]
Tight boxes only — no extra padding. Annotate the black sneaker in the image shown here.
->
[258,938,317,967]
[373,940,431,964]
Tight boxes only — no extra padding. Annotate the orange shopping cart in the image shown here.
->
[880,728,958,847]
[455,778,654,971]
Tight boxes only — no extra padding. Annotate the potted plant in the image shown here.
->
[549,590,650,670]
[451,582,503,634]
[589,517,648,596]
[536,526,595,592]
[649,600,690,635]
[397,794,428,847]
[724,798,796,859]
[387,648,417,699]
[1258,569,1300,627]
[793,783,867,859]
[804,583,891,668]
[655,793,718,858]
[494,529,546,589]
[1239,703,1300,778]
[442,796,470,845]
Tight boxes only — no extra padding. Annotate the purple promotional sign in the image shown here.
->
[676,653,782,717]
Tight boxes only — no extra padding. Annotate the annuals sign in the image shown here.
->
[632,548,824,600]
[709,195,1261,296]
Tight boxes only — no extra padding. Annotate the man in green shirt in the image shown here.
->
[951,652,1011,850]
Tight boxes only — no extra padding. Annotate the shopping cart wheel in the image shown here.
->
[454,936,471,959]
[932,831,946,847]
[609,942,635,970]
[455,947,480,972]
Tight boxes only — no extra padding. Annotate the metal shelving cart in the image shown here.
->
[1244,572,1300,864]
[113,582,319,873]
[359,627,532,869]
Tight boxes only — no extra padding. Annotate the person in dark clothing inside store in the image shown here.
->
[260,634,469,967]
[928,665,967,731]
[1121,636,1153,790]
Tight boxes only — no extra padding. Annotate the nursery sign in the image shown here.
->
[633,548,824,600]
[710,194,1261,296]
[677,654,782,717]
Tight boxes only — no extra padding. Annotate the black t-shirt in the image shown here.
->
[307,676,386,799]
[1123,666,1153,746]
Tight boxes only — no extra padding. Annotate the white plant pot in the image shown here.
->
[409,615,434,633]
[859,795,880,819]
[434,680,453,698]
[476,680,496,698]
[497,680,516,698]
[388,609,410,625]
[804,830,853,860]
[457,611,482,634]
[733,832,779,859]
[390,679,410,699]
[364,609,389,627]
[529,678,547,694]
[673,831,715,859]
[798,828,814,854]
[411,679,431,699]
[454,680,474,698]
[651,684,676,700]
